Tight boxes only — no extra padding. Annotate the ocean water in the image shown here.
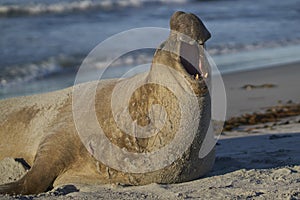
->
[0,0,300,99]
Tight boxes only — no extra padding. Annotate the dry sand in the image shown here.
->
[0,62,300,199]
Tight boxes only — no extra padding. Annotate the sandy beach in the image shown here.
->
[0,61,299,199]
[1,0,300,198]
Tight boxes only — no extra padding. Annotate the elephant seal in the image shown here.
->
[0,11,214,195]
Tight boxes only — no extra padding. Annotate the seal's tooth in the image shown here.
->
[188,40,196,45]
[195,74,199,80]
[204,72,208,79]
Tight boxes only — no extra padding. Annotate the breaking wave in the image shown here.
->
[1,38,300,88]
[0,0,187,17]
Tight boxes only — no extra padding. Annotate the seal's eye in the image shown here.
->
[180,42,200,79]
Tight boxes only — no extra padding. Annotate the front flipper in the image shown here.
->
[0,132,77,195]
[0,158,57,195]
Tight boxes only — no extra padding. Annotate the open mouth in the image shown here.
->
[180,42,208,80]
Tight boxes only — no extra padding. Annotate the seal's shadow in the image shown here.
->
[50,185,79,196]
[206,132,300,177]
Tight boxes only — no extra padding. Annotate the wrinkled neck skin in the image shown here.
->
[147,34,210,98]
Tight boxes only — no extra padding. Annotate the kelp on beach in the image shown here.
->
[224,101,300,131]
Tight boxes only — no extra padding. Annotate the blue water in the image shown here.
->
[0,0,300,99]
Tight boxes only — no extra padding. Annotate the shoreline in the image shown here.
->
[1,60,300,103]
[213,44,300,74]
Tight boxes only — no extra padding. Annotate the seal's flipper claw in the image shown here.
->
[0,170,52,195]
[0,181,23,195]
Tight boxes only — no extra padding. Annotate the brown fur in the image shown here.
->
[0,11,214,195]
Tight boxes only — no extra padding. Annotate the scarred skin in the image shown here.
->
[0,11,214,195]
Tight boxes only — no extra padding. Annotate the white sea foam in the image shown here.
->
[0,0,186,16]
[0,57,68,88]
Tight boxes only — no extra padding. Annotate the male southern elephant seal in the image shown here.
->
[0,11,214,195]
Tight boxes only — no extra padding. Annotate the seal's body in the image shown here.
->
[0,11,214,195]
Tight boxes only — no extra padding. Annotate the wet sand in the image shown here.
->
[223,61,300,118]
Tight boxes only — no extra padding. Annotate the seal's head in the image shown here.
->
[170,11,211,45]
[170,11,211,79]
[168,11,211,80]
